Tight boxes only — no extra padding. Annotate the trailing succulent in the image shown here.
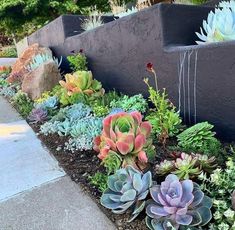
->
[94,111,155,170]
[177,122,221,155]
[196,1,235,44]
[59,70,104,97]
[146,174,212,230]
[101,165,152,221]
[40,103,102,151]
[155,152,217,179]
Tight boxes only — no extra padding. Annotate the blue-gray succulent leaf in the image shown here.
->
[120,189,136,202]
[186,210,202,227]
[196,206,212,226]
[138,189,149,200]
[133,173,143,193]
[127,201,146,222]
[190,190,204,208]
[141,171,152,192]
[112,200,134,214]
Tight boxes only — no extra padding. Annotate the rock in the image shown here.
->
[7,43,52,83]
[232,190,235,210]
[21,60,61,100]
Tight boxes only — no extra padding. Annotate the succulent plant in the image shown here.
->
[155,160,175,176]
[155,153,216,180]
[28,108,48,123]
[146,174,212,230]
[102,152,122,175]
[35,96,58,110]
[196,1,235,44]
[59,71,104,97]
[173,153,201,180]
[94,111,155,170]
[177,122,221,155]
[26,53,62,72]
[101,165,152,221]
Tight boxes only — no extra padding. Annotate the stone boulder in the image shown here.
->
[7,43,52,83]
[22,60,61,100]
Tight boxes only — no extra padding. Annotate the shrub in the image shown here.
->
[67,51,88,72]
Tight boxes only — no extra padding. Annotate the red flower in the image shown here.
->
[146,62,153,72]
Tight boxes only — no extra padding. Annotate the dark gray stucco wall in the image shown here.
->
[28,3,235,141]
[27,15,116,48]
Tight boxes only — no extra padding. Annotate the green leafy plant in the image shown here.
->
[199,158,235,229]
[94,111,155,170]
[0,46,17,57]
[89,172,108,192]
[102,152,122,175]
[144,63,182,145]
[110,94,148,113]
[101,165,152,221]
[11,91,34,118]
[146,174,212,229]
[67,51,88,72]
[177,122,221,155]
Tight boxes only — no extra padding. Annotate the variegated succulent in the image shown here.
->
[94,111,155,170]
[59,70,104,96]
[146,174,212,230]
[101,165,152,221]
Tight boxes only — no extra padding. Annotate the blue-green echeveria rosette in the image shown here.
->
[101,165,152,221]
[146,174,212,230]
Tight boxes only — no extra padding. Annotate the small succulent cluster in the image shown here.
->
[0,79,17,98]
[59,71,104,97]
[177,122,221,155]
[110,94,148,113]
[11,91,34,118]
[101,166,152,221]
[146,174,212,230]
[94,111,155,170]
[40,103,102,151]
[28,108,48,123]
[196,1,235,44]
[0,65,11,74]
[155,152,217,179]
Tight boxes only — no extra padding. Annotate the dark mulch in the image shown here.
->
[31,124,149,230]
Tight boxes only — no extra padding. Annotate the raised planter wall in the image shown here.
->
[28,4,235,141]
[27,15,116,48]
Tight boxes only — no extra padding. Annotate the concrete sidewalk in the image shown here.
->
[0,96,116,230]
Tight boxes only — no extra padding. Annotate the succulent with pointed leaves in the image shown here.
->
[28,108,48,123]
[94,111,155,170]
[101,165,152,221]
[146,174,212,230]
[173,153,201,179]
[155,160,175,176]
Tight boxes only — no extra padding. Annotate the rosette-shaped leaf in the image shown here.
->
[101,165,152,221]
[59,70,104,96]
[94,111,154,170]
[196,2,235,44]
[28,108,48,123]
[146,174,212,230]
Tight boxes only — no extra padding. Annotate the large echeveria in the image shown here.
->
[94,111,154,170]
[59,70,104,96]
[101,165,152,221]
[146,174,212,230]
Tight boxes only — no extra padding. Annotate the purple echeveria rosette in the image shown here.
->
[146,174,212,230]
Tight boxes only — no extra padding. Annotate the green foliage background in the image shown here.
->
[0,0,117,41]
